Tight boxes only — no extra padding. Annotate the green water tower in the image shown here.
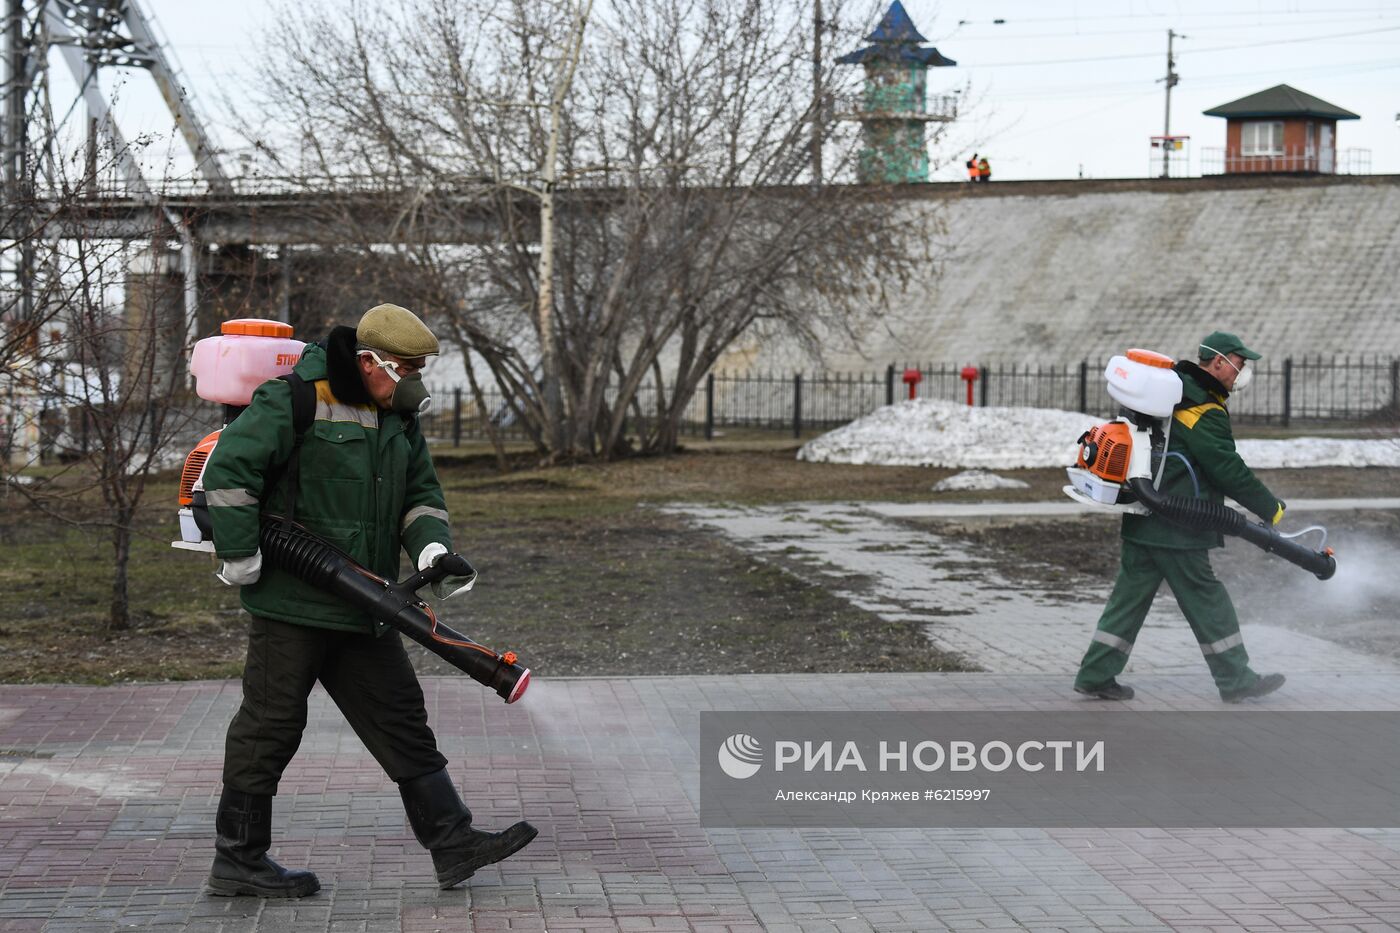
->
[837,1,957,183]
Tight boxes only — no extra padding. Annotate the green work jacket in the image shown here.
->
[1121,361,1280,551]
[201,343,453,632]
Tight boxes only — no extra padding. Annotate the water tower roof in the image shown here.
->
[866,1,926,43]
[836,1,956,67]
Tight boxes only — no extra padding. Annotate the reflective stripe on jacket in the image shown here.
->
[201,343,453,632]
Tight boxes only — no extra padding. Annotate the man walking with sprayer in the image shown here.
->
[1074,331,1288,703]
[201,303,536,897]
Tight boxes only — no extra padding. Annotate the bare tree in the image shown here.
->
[3,70,201,631]
[244,0,933,460]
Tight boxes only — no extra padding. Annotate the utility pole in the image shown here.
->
[84,1,101,192]
[811,0,823,186]
[3,0,26,197]
[4,0,34,321]
[1160,29,1182,179]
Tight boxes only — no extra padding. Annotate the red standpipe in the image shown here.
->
[960,366,979,406]
[902,368,922,401]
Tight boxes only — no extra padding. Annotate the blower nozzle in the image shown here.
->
[1127,478,1336,580]
[258,520,530,703]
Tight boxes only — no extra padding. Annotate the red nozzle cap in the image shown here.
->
[506,669,530,704]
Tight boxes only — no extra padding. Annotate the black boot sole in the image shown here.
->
[1221,673,1286,704]
[1074,684,1135,701]
[208,874,321,898]
[436,823,539,890]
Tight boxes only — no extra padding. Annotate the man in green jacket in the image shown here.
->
[1074,331,1287,704]
[201,303,536,898]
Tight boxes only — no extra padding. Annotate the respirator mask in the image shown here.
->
[1200,345,1252,392]
[362,349,433,414]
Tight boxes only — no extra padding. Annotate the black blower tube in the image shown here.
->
[258,520,530,703]
[1127,478,1336,581]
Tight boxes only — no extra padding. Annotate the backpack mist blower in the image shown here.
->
[1063,348,1336,581]
[170,319,530,704]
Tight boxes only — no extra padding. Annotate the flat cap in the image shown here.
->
[356,303,439,358]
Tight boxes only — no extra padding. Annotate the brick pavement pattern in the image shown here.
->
[4,673,1400,932]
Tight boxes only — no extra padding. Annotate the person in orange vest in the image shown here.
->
[977,156,991,182]
[966,153,979,182]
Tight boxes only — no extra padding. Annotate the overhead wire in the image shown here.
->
[969,24,1400,67]
[943,16,1400,42]
[992,56,1400,101]
[955,7,1400,25]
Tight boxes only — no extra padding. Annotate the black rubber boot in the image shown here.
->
[1075,680,1135,701]
[208,788,320,898]
[1222,672,1286,703]
[399,768,538,889]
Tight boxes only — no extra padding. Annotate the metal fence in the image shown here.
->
[1200,146,1373,176]
[414,355,1400,446]
[897,357,1400,426]
[17,355,1393,467]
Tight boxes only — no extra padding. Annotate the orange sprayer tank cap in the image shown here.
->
[1125,348,1175,369]
[221,318,294,338]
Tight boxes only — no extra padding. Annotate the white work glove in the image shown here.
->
[216,550,263,586]
[417,542,476,600]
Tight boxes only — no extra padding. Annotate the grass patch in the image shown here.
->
[6,444,1385,684]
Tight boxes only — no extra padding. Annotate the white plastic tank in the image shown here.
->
[190,319,306,406]
[1104,349,1182,417]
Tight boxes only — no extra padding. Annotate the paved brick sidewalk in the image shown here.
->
[666,502,1393,676]
[3,673,1400,932]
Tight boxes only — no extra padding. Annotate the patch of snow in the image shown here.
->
[798,399,1095,469]
[932,470,1030,492]
[0,759,160,799]
[1236,438,1400,469]
[799,399,1400,470]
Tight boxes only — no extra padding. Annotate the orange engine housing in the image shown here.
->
[1076,421,1133,483]
[179,430,222,506]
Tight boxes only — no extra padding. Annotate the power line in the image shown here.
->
[993,56,1400,100]
[970,24,1400,67]
[945,16,1400,42]
[1182,24,1400,55]
[995,90,1161,145]
[956,7,1400,25]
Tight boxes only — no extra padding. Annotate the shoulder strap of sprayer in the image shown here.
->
[268,372,317,529]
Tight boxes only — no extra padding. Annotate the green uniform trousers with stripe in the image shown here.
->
[1075,539,1259,696]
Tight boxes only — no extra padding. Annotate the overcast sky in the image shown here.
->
[77,0,1400,183]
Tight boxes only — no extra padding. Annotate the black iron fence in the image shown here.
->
[24,354,1369,461]
[413,355,1400,446]
[19,355,1390,465]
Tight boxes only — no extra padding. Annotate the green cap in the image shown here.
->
[356,303,439,358]
[1198,330,1261,362]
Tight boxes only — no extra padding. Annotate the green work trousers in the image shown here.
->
[1074,539,1259,696]
[223,616,448,796]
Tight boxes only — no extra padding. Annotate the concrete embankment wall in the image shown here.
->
[726,174,1400,372]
